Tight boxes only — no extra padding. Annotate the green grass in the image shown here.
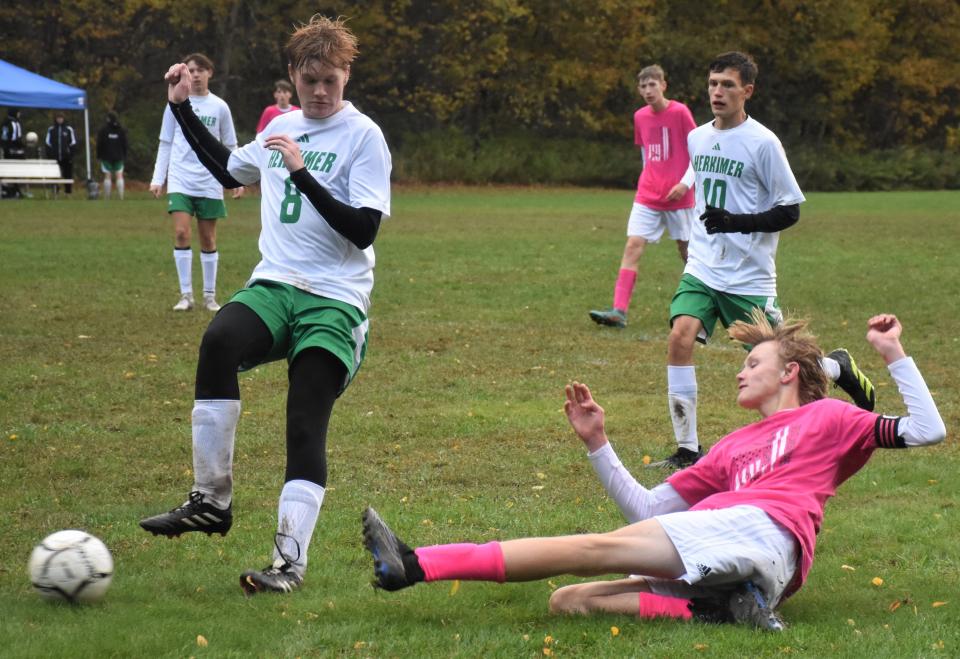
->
[1,188,958,657]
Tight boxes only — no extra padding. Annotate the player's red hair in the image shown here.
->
[286,15,358,71]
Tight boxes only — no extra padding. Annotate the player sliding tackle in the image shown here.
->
[363,313,945,630]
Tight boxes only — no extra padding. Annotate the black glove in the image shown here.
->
[700,205,745,234]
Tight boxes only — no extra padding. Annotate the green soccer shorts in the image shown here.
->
[100,160,124,173]
[167,192,227,220]
[230,280,369,394]
[669,274,782,344]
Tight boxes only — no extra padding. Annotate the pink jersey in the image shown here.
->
[256,104,300,134]
[667,398,901,597]
[633,100,696,210]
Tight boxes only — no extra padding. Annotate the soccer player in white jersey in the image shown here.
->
[140,16,392,596]
[653,51,875,469]
[362,312,945,630]
[150,52,243,312]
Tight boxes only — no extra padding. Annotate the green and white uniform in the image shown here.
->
[226,102,391,315]
[683,116,804,297]
[151,93,238,199]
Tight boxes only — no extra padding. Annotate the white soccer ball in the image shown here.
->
[24,131,38,147]
[28,530,114,603]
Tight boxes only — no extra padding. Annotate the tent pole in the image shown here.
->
[84,107,91,182]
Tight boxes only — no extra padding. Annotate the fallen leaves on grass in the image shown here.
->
[449,580,460,596]
[196,635,208,648]
[841,564,856,571]
[610,626,619,637]
[871,577,884,587]
[932,601,948,608]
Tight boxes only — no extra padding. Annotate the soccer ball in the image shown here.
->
[24,131,38,147]
[28,530,113,603]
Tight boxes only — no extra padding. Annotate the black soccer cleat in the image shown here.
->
[139,491,232,538]
[646,446,703,470]
[240,559,303,595]
[828,348,876,411]
[588,308,627,328]
[690,581,786,631]
[362,507,418,592]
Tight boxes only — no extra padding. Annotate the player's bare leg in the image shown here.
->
[363,508,684,591]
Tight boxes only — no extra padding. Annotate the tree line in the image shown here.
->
[2,0,957,189]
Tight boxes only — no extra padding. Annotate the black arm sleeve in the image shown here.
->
[732,204,800,233]
[168,100,244,189]
[289,168,382,249]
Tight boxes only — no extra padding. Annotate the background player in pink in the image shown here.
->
[255,79,299,134]
[362,312,944,630]
[589,65,696,329]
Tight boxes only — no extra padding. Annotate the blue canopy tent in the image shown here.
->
[0,59,91,182]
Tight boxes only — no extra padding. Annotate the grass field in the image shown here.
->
[1,187,958,657]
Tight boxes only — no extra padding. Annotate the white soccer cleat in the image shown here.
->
[172,293,194,311]
[203,294,221,312]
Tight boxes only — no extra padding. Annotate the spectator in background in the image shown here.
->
[97,111,128,200]
[1,108,25,159]
[45,112,77,194]
[2,108,27,198]
[255,79,299,133]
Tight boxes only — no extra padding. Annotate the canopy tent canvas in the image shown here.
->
[0,59,91,181]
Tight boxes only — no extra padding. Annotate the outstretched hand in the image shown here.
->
[564,382,608,453]
[164,63,192,104]
[866,314,907,365]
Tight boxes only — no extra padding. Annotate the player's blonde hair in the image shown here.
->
[286,15,359,71]
[728,309,828,405]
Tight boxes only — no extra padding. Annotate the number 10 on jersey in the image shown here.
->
[702,177,727,209]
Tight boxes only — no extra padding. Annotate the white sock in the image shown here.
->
[274,479,325,576]
[174,248,193,296]
[668,365,699,451]
[200,250,218,297]
[102,178,112,199]
[191,399,241,509]
[820,356,840,381]
[116,176,124,200]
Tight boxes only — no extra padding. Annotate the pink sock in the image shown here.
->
[638,592,693,620]
[612,268,637,312]
[414,542,506,583]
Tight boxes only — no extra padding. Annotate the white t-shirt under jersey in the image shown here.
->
[227,102,392,313]
[151,93,239,199]
[684,117,804,296]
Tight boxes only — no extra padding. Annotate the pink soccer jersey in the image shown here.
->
[633,100,696,211]
[667,398,898,596]
[256,104,300,134]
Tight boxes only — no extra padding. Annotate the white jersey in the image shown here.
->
[151,93,238,199]
[227,102,392,313]
[684,116,804,296]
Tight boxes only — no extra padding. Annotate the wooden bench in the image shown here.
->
[0,159,74,198]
